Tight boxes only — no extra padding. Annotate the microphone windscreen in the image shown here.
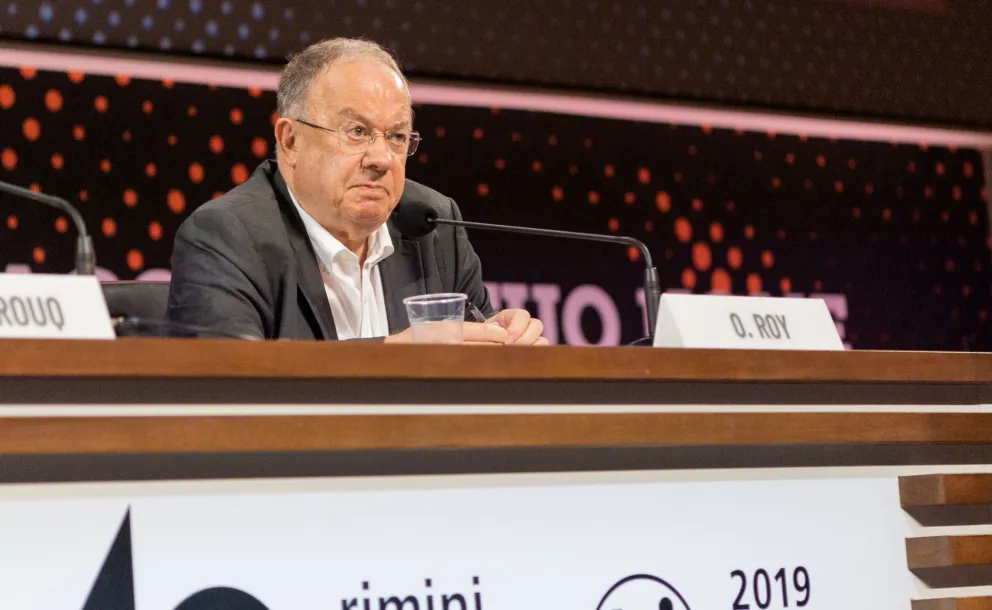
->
[391,199,438,238]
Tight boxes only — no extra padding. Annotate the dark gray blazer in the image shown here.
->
[166,160,493,340]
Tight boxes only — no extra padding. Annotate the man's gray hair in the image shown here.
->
[276,38,410,119]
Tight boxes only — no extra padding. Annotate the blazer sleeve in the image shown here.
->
[448,197,495,317]
[166,206,272,339]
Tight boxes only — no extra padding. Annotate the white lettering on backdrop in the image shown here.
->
[487,281,849,347]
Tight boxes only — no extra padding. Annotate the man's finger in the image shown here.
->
[462,321,510,344]
[490,309,530,342]
[512,318,545,345]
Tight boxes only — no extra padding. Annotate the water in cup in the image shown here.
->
[410,319,463,343]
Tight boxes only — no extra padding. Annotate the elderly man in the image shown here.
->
[166,38,545,344]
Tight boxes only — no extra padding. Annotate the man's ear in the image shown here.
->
[274,118,299,167]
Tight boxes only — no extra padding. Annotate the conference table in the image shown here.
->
[0,339,990,609]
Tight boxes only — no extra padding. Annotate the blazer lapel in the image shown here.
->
[270,167,338,340]
[379,221,425,333]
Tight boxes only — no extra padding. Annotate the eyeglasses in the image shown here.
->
[293,118,421,156]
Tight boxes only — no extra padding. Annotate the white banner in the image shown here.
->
[0,477,912,609]
[0,498,130,609]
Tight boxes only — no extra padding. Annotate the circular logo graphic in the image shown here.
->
[173,587,270,610]
[596,574,692,610]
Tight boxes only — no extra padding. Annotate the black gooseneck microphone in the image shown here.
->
[392,200,662,340]
[0,180,95,275]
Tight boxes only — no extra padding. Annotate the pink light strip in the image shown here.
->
[3,42,992,148]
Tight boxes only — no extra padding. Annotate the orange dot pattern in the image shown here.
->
[231,163,249,185]
[22,118,41,141]
[123,189,138,208]
[188,162,205,184]
[0,65,988,351]
[251,137,268,158]
[0,65,274,289]
[44,89,62,112]
[127,249,144,271]
[0,85,15,109]
[167,190,186,214]
[1,148,17,171]
[148,221,163,241]
[405,103,990,349]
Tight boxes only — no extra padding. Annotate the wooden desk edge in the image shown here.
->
[0,339,989,383]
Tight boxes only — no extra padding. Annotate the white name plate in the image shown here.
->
[0,273,114,339]
[653,293,844,350]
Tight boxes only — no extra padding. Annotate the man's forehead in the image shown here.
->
[307,59,412,119]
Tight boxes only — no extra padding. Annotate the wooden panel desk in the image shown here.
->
[0,339,990,609]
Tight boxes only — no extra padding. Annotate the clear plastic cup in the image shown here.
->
[403,293,467,343]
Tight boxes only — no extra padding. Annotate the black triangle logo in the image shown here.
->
[77,508,270,610]
[81,509,135,610]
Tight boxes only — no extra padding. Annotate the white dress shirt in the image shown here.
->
[288,189,395,339]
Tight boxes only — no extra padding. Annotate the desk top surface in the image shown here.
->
[0,338,988,383]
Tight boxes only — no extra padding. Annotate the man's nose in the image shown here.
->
[361,134,395,170]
